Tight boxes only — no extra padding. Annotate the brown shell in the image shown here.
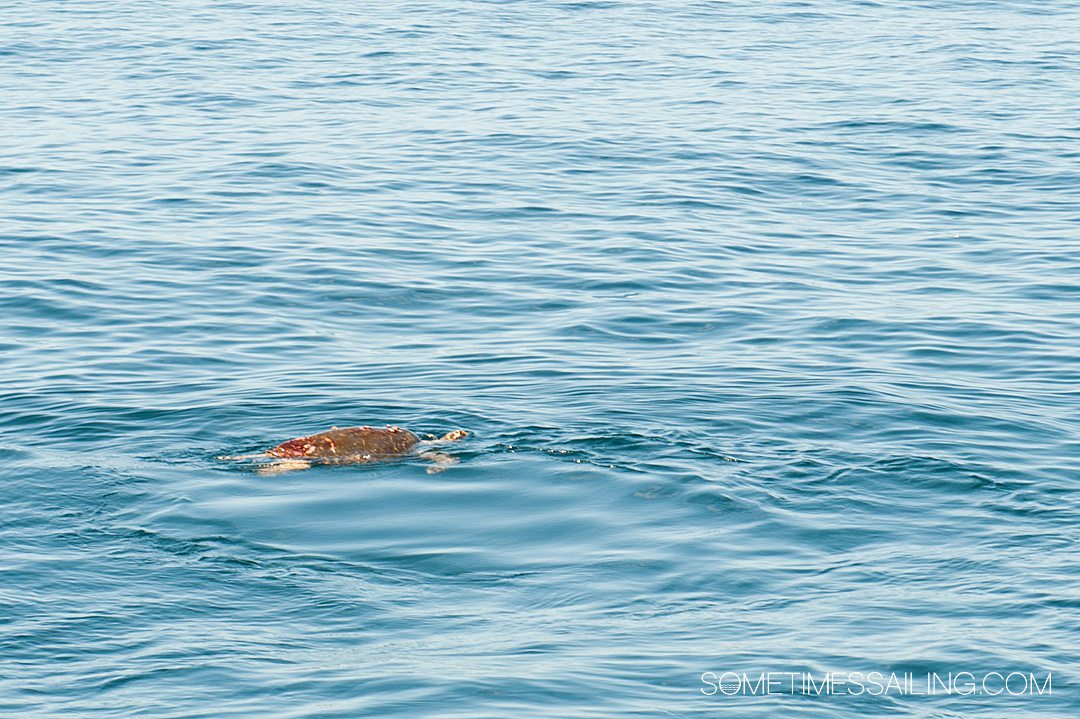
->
[268,426,420,462]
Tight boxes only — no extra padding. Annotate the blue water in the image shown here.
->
[2,1,1078,716]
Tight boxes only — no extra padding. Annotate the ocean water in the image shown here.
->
[2,0,1078,716]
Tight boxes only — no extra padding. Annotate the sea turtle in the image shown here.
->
[220,425,469,475]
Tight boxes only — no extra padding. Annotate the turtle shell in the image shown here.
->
[268,426,420,461]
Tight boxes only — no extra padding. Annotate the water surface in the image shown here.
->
[2,1,1078,716]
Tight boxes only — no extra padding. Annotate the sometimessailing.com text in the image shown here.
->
[700,671,1052,697]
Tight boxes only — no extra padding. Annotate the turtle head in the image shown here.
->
[439,429,469,442]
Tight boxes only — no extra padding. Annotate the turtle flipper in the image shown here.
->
[415,430,468,472]
[419,450,459,474]
[257,459,313,475]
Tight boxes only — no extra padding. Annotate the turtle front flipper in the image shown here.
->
[418,450,459,474]
[257,459,313,475]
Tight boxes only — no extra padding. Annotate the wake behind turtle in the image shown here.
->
[221,425,469,474]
